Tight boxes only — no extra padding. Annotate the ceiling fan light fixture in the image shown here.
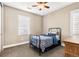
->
[37,4,44,8]
[32,2,50,11]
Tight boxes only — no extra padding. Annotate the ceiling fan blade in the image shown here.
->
[32,5,37,7]
[44,5,50,8]
[43,2,48,4]
[37,2,43,4]
[37,2,48,4]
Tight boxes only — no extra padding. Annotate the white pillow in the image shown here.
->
[56,35,60,40]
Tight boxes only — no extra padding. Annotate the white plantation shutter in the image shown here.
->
[70,9,79,36]
[18,15,30,35]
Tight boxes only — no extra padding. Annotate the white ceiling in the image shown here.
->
[4,2,74,16]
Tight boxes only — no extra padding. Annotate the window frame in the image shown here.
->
[18,15,30,35]
[70,9,79,36]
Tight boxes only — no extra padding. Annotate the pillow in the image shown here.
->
[48,32,56,36]
[56,35,60,40]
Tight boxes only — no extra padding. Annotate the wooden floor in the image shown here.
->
[0,44,64,57]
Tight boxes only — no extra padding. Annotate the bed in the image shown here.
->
[29,28,61,55]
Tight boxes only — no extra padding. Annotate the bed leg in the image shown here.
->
[39,35,42,56]
[39,49,41,56]
[29,34,32,48]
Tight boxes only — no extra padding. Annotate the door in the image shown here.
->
[0,3,2,52]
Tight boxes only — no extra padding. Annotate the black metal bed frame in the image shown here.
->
[29,28,61,55]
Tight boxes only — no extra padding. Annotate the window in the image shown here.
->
[70,9,79,36]
[18,15,30,35]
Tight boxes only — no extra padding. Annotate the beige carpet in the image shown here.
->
[0,44,64,57]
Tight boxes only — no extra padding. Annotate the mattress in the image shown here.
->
[31,35,59,52]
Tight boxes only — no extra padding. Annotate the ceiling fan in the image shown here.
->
[32,2,50,10]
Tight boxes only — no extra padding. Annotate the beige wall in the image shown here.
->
[43,2,79,39]
[4,6,43,46]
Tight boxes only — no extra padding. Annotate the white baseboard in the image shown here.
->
[3,41,29,49]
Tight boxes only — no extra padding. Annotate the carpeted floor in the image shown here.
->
[0,44,64,57]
